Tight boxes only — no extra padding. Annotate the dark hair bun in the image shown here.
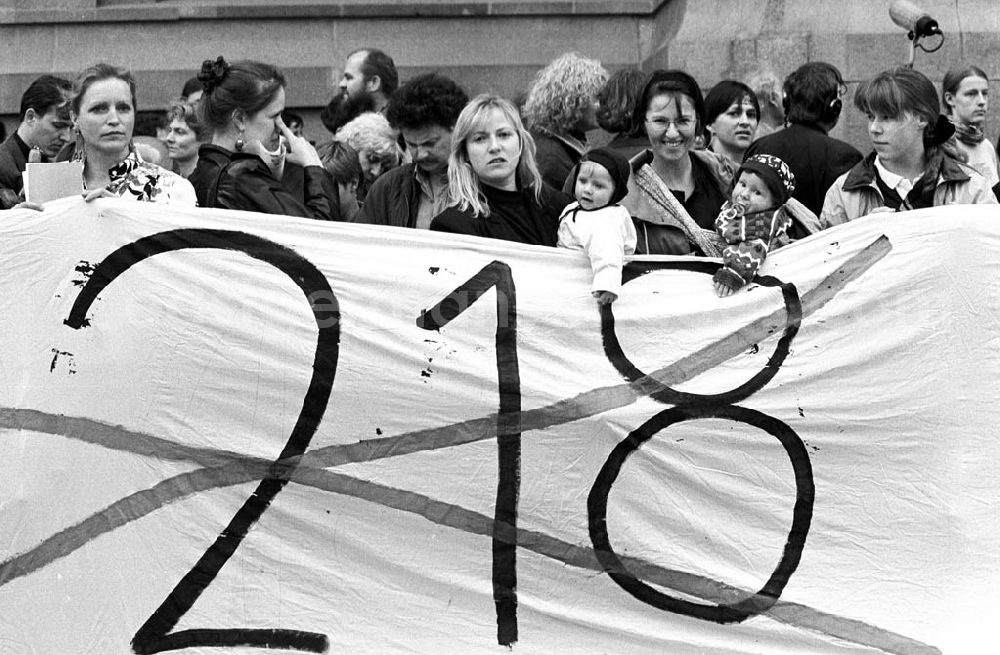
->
[198,56,230,94]
[929,114,956,147]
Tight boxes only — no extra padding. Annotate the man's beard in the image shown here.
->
[321,92,377,134]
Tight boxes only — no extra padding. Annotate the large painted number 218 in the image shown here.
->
[417,260,523,646]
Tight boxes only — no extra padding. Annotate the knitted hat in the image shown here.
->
[736,154,796,205]
[577,146,631,204]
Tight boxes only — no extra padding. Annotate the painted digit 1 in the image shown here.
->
[416,261,521,647]
[64,229,337,654]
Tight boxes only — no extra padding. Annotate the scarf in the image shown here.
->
[74,146,162,201]
[951,120,985,146]
[632,163,723,257]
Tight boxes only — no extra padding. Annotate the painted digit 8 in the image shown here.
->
[590,261,813,621]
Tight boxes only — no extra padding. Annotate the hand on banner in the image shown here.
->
[83,187,117,203]
[593,290,618,305]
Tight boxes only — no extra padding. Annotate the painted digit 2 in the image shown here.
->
[64,229,337,654]
[588,261,815,622]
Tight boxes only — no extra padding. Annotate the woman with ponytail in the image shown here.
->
[188,56,339,220]
[821,66,996,227]
[942,65,999,198]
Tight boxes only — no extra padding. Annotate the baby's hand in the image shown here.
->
[714,280,737,297]
[593,290,618,305]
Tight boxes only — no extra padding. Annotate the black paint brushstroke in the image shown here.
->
[587,404,814,622]
[594,262,812,620]
[418,260,521,647]
[0,408,938,655]
[64,229,338,655]
[602,262,802,406]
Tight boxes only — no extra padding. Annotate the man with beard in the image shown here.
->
[321,48,398,135]
[355,73,468,228]
[0,75,73,208]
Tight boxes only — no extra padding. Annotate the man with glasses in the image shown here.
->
[744,61,862,234]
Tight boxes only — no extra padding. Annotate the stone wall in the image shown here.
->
[1,0,999,149]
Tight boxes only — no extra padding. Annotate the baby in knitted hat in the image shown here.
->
[558,147,638,305]
[713,154,796,297]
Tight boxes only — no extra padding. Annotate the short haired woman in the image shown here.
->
[430,94,572,246]
[164,100,207,179]
[704,80,761,168]
[333,111,402,201]
[822,66,996,226]
[69,63,196,205]
[317,140,363,222]
[188,56,338,220]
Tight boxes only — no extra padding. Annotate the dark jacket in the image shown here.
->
[0,134,28,209]
[431,181,572,247]
[355,163,421,227]
[532,130,586,191]
[745,122,862,234]
[821,150,997,227]
[189,144,339,220]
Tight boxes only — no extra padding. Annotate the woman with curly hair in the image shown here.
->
[522,52,608,189]
[188,56,338,220]
[431,94,571,246]
[333,111,402,202]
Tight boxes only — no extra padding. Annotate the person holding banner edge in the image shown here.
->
[68,63,196,205]
[821,66,996,227]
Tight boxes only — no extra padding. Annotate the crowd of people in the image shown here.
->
[1,49,997,303]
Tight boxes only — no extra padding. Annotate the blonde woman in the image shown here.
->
[522,52,608,189]
[430,94,571,246]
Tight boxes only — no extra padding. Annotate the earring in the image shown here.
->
[235,129,245,152]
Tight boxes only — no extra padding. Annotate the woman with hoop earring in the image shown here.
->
[188,56,339,220]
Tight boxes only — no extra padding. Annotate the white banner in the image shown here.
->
[1,198,998,654]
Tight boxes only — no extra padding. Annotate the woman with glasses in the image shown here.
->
[620,70,730,255]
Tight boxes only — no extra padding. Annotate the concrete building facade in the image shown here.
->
[1,0,998,150]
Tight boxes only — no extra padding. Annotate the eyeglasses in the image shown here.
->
[644,116,696,132]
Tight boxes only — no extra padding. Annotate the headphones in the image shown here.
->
[781,64,844,125]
